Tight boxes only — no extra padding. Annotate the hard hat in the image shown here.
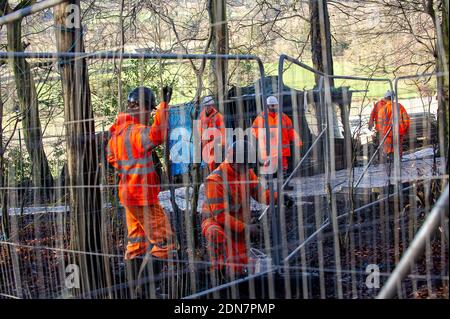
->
[226,139,257,168]
[384,90,395,99]
[202,96,215,106]
[127,87,156,110]
[267,96,279,106]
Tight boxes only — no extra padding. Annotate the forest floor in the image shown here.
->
[1,183,447,299]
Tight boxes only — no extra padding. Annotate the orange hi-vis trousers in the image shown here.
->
[124,204,176,260]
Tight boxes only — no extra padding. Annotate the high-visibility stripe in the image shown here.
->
[124,126,134,160]
[211,208,226,216]
[266,125,292,129]
[128,236,147,244]
[208,170,224,180]
[154,240,168,249]
[206,205,240,216]
[204,166,245,216]
[204,197,226,205]
[254,125,292,130]
[119,165,155,175]
[229,204,241,212]
[140,127,156,150]
[113,124,155,169]
[116,157,155,167]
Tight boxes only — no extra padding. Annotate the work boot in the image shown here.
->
[133,257,172,299]
[138,249,179,299]
[153,260,169,299]
[125,257,144,299]
[130,257,168,299]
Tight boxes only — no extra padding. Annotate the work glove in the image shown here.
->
[247,222,261,238]
[162,86,173,104]
[283,194,296,208]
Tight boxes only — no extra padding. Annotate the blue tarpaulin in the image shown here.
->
[168,102,204,176]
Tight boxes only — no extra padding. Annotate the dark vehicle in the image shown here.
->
[225,76,352,175]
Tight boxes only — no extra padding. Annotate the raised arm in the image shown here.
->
[143,101,169,151]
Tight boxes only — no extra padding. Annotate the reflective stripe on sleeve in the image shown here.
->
[140,127,156,150]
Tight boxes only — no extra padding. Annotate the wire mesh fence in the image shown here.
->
[0,51,448,299]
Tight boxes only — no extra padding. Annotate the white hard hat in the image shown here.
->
[202,96,215,106]
[267,96,279,105]
[384,90,394,99]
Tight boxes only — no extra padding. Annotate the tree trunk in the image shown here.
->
[2,1,54,201]
[436,0,449,169]
[0,81,8,239]
[191,0,228,248]
[54,1,108,297]
[309,0,334,86]
[208,0,228,111]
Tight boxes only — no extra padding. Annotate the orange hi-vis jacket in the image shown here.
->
[198,107,226,170]
[251,111,303,170]
[107,102,169,206]
[376,100,411,154]
[201,161,276,272]
[369,99,386,130]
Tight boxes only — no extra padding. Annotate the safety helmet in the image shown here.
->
[267,96,279,106]
[226,139,257,168]
[127,87,156,110]
[384,90,395,99]
[202,96,215,107]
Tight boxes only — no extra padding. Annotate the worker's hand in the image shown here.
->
[368,123,374,131]
[283,194,296,208]
[162,86,173,104]
[247,223,260,237]
[250,216,259,224]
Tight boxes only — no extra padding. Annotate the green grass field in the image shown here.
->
[30,58,435,121]
[264,61,424,100]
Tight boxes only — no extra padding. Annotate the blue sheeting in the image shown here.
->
[168,102,204,176]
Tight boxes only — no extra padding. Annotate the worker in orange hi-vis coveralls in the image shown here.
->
[197,96,226,172]
[201,140,283,279]
[375,91,411,157]
[251,95,303,176]
[368,92,390,131]
[106,86,178,283]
